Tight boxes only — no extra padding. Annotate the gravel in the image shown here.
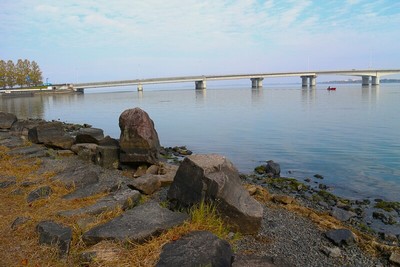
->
[235,204,386,267]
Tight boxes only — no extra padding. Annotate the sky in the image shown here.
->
[1,0,400,84]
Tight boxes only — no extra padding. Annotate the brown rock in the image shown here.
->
[272,194,295,205]
[119,108,161,165]
[128,174,161,195]
[390,252,400,266]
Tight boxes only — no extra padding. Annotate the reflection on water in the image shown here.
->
[1,84,399,201]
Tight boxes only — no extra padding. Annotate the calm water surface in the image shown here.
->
[1,83,399,201]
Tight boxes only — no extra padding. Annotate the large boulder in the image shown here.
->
[0,112,17,129]
[119,108,161,165]
[167,154,263,234]
[28,122,74,149]
[156,231,233,267]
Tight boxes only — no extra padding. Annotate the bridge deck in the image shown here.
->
[73,69,400,89]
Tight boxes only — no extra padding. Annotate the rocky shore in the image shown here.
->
[0,109,399,266]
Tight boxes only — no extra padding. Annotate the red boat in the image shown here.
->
[327,86,336,91]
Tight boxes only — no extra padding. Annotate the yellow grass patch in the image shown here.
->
[1,146,237,266]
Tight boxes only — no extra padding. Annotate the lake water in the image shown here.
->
[1,83,399,201]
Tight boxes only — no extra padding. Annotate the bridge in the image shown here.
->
[72,69,400,91]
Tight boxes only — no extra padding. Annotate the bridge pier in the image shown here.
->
[362,76,370,85]
[195,80,206,90]
[310,75,317,87]
[372,76,380,85]
[301,75,317,87]
[301,76,308,87]
[251,78,263,88]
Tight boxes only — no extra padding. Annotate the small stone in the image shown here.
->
[321,246,341,258]
[128,174,161,195]
[11,216,31,230]
[314,174,324,179]
[325,229,356,247]
[134,165,148,177]
[0,180,16,188]
[389,252,400,265]
[318,184,328,190]
[304,178,311,182]
[247,185,258,196]
[272,194,295,205]
[331,207,356,222]
[27,186,52,203]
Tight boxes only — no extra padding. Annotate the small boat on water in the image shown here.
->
[327,86,336,91]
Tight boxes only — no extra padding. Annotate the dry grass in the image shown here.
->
[82,201,237,267]
[0,146,237,266]
[0,146,118,266]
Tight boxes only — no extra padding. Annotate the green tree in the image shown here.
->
[23,59,32,86]
[0,60,6,88]
[29,61,42,86]
[5,60,16,88]
[15,59,26,87]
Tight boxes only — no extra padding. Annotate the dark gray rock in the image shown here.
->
[94,145,119,169]
[128,174,161,195]
[11,216,31,230]
[28,122,74,149]
[27,186,52,203]
[75,127,104,144]
[0,112,17,129]
[10,119,45,136]
[119,108,161,165]
[82,201,188,245]
[6,145,48,158]
[0,177,16,188]
[58,188,141,217]
[266,160,280,177]
[325,229,356,247]
[232,255,278,267]
[314,174,324,179]
[373,211,397,225]
[331,207,357,222]
[167,154,263,234]
[36,220,72,257]
[56,167,99,189]
[98,136,119,147]
[156,231,233,267]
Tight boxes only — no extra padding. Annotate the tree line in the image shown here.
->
[0,59,43,89]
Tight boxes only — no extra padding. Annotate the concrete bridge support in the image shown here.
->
[310,75,317,87]
[301,76,308,87]
[372,76,380,85]
[195,80,206,90]
[251,78,264,88]
[301,75,317,87]
[362,76,370,86]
